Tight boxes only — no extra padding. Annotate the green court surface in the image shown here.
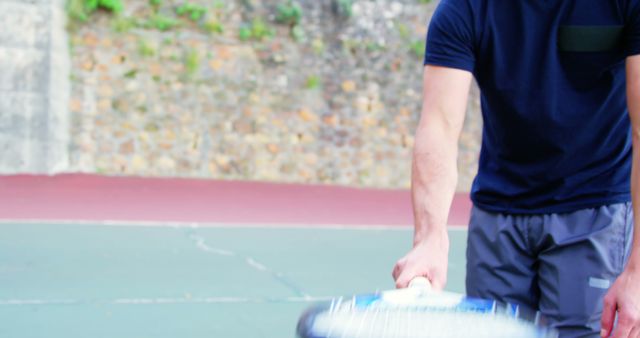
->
[0,222,468,338]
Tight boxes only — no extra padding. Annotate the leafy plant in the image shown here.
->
[409,39,425,58]
[143,14,179,31]
[213,0,225,10]
[123,69,138,78]
[203,20,224,34]
[111,16,137,33]
[239,18,273,41]
[291,25,306,42]
[396,22,410,39]
[239,26,252,41]
[86,0,124,13]
[184,49,200,77]
[334,0,353,18]
[276,1,307,43]
[67,0,124,22]
[276,1,303,26]
[305,75,321,89]
[149,0,162,6]
[176,3,207,21]
[418,0,432,3]
[67,0,89,22]
[138,39,156,57]
[251,18,273,40]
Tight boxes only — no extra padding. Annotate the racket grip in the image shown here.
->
[408,276,432,290]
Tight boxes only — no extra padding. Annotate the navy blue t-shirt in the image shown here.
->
[425,0,640,214]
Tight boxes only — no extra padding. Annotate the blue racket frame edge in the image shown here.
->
[297,305,336,338]
[296,292,559,338]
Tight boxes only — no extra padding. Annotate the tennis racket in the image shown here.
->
[296,277,558,338]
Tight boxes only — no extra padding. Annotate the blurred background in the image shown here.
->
[0,0,481,337]
[1,0,481,190]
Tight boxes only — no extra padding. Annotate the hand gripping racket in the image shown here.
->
[296,277,558,338]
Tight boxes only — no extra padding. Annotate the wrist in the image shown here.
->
[626,252,640,272]
[413,226,449,248]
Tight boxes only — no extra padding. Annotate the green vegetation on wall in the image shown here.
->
[143,14,180,31]
[67,0,124,22]
[275,1,307,43]
[137,39,156,57]
[176,3,207,22]
[239,18,274,41]
[203,20,224,34]
[305,75,322,89]
[275,1,303,26]
[334,0,353,18]
[184,49,201,77]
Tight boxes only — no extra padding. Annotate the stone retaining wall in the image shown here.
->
[2,0,482,190]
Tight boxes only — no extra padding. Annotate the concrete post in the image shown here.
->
[0,0,70,174]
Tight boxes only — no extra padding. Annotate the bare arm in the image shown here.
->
[412,66,473,243]
[393,65,473,289]
[601,55,640,338]
[628,55,640,274]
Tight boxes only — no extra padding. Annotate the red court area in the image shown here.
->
[0,174,471,226]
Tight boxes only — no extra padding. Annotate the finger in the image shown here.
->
[430,275,446,291]
[612,317,633,338]
[628,326,640,338]
[430,269,447,291]
[615,308,640,338]
[602,296,617,337]
[395,270,415,289]
[612,326,632,338]
[392,260,403,280]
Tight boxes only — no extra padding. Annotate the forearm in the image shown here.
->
[628,56,640,270]
[411,115,459,246]
[629,141,640,270]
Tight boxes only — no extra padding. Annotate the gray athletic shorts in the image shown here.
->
[466,203,634,338]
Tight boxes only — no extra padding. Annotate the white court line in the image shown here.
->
[0,296,335,306]
[0,219,470,230]
[0,299,79,305]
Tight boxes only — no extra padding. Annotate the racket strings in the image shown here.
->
[314,303,550,338]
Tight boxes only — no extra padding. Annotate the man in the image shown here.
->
[392,1,640,337]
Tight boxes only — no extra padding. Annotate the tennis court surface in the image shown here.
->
[0,175,471,338]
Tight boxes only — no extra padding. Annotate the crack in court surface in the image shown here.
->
[182,224,312,299]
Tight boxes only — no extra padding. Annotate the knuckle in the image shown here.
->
[603,295,614,307]
[620,310,639,324]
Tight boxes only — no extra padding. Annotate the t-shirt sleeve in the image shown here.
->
[626,0,640,56]
[423,0,476,72]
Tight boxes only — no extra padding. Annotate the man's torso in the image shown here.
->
[426,0,640,213]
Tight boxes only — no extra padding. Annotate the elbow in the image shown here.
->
[414,112,461,152]
[418,108,463,136]
[632,127,640,144]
